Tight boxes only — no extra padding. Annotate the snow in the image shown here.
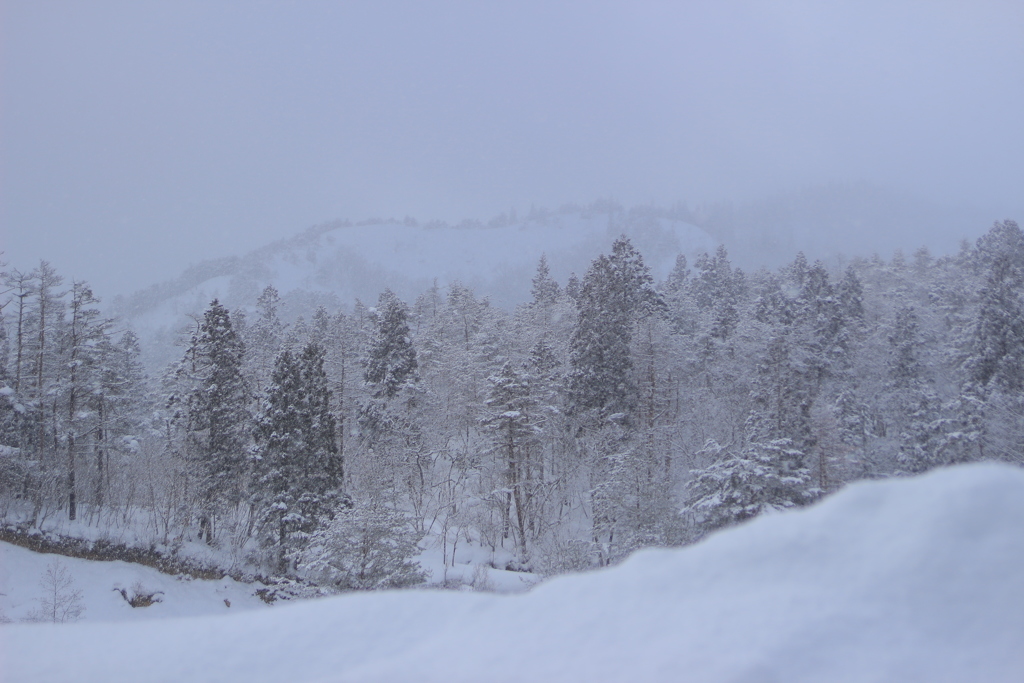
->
[0,542,267,624]
[119,209,717,369]
[4,463,1024,682]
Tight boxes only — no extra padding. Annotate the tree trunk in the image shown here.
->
[67,431,76,521]
[95,399,105,510]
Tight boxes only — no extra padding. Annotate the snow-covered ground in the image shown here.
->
[3,462,1023,682]
[0,542,267,624]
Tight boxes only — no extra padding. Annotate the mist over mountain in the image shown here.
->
[693,182,995,270]
[111,201,712,369]
[111,185,996,370]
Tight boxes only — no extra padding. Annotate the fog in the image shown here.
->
[2,1,1022,297]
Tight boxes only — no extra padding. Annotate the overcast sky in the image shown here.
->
[2,1,1022,297]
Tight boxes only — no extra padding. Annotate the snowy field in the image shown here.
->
[2,463,1023,682]
[0,542,267,623]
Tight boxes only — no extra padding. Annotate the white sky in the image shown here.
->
[2,1,1022,297]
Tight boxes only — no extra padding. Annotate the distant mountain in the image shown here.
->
[691,182,995,271]
[113,202,717,369]
[114,186,1000,371]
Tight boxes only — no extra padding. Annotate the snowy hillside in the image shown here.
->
[113,204,715,368]
[5,463,1023,683]
[0,541,267,624]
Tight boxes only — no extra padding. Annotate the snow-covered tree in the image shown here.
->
[60,280,110,520]
[530,254,561,307]
[364,289,418,400]
[568,236,661,419]
[183,300,250,543]
[245,285,285,393]
[27,559,85,623]
[683,438,815,536]
[296,502,425,591]
[481,361,542,558]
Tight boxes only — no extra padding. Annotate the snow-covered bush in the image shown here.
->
[683,439,817,536]
[294,503,426,591]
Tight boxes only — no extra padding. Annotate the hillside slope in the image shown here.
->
[5,463,1023,682]
[113,204,715,368]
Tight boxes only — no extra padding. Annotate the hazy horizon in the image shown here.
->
[2,2,1022,297]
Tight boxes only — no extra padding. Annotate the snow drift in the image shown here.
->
[3,463,1024,682]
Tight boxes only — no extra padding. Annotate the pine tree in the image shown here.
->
[567,236,661,418]
[254,349,308,568]
[245,285,285,393]
[364,290,418,400]
[965,253,1024,391]
[61,281,109,520]
[747,333,815,454]
[664,254,689,295]
[795,261,846,377]
[683,438,814,536]
[252,342,340,569]
[888,307,922,386]
[974,219,1024,274]
[185,300,249,543]
[837,266,865,324]
[754,273,795,327]
[691,245,742,311]
[530,254,561,307]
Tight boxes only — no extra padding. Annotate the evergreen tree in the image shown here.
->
[364,290,418,400]
[253,341,339,568]
[747,333,815,454]
[91,329,149,511]
[530,254,561,307]
[254,348,305,566]
[691,246,741,311]
[61,281,109,520]
[965,253,1024,391]
[245,285,285,393]
[974,219,1024,274]
[795,261,846,374]
[664,254,689,294]
[754,273,795,327]
[568,237,660,418]
[837,266,865,323]
[185,300,249,543]
[300,342,342,489]
[888,307,923,386]
[683,438,814,537]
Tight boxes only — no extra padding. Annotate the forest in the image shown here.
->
[1,219,1022,590]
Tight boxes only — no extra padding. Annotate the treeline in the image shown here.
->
[1,220,1022,586]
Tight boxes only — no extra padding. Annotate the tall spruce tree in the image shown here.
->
[61,281,108,520]
[245,285,285,394]
[530,254,561,307]
[254,344,340,570]
[364,289,418,400]
[568,236,660,418]
[965,252,1024,391]
[185,300,249,543]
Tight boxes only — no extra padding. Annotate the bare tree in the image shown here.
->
[26,559,85,623]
